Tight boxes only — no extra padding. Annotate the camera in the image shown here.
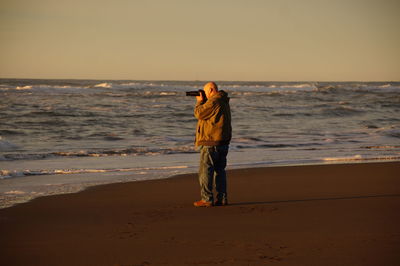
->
[186,89,206,100]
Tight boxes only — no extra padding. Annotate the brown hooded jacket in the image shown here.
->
[194,90,232,146]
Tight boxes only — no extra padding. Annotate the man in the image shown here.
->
[193,82,232,207]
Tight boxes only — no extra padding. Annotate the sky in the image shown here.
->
[0,0,399,81]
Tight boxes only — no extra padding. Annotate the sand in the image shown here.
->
[1,162,399,265]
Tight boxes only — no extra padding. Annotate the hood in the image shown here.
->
[213,90,230,103]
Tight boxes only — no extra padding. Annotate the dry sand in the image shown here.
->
[1,162,399,265]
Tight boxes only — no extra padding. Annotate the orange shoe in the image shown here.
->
[193,200,213,207]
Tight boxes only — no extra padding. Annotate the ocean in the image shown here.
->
[1,79,399,208]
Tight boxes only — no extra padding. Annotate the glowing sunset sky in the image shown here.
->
[1,0,399,81]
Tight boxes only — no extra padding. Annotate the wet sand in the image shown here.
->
[1,162,399,265]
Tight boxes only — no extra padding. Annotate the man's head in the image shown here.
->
[203,82,218,99]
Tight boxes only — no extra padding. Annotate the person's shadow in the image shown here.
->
[229,193,400,206]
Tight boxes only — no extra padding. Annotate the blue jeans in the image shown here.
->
[198,145,229,202]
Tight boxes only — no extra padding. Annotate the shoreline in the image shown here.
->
[2,159,400,210]
[1,161,399,265]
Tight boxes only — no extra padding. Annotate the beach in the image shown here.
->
[1,162,399,265]
[2,1,399,264]
[2,79,400,208]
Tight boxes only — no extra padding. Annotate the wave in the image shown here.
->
[0,130,26,136]
[3,190,26,195]
[363,83,400,92]
[362,145,400,150]
[0,83,193,97]
[0,84,87,92]
[91,82,201,92]
[234,137,265,143]
[94,82,113,88]
[322,106,364,117]
[368,127,400,139]
[2,154,398,179]
[0,85,33,91]
[384,129,400,138]
[282,83,314,89]
[379,84,394,89]
[233,142,323,150]
[1,80,398,98]
[0,165,189,179]
[230,90,300,96]
[322,155,400,162]
[0,81,319,94]
[225,83,318,93]
[0,146,197,161]
[0,137,20,151]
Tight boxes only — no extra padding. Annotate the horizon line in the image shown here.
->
[1,77,399,83]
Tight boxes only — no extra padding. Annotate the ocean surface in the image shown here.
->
[1,79,399,208]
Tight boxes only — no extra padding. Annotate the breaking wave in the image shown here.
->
[0,146,196,161]
[323,155,400,163]
[0,165,189,179]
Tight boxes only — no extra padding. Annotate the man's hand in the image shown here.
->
[196,94,204,103]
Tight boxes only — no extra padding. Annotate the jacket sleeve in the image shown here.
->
[194,100,217,120]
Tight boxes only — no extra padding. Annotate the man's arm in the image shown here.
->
[194,100,217,120]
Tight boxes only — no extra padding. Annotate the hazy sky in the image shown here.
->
[1,0,399,81]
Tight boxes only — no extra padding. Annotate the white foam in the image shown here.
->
[0,165,190,179]
[159,92,177,96]
[94,82,113,88]
[283,83,314,89]
[377,84,400,90]
[380,84,392,88]
[225,83,316,93]
[360,84,400,92]
[16,85,32,90]
[0,163,193,209]
[0,85,32,91]
[324,155,362,161]
[4,190,26,195]
[2,145,197,161]
[323,155,400,162]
